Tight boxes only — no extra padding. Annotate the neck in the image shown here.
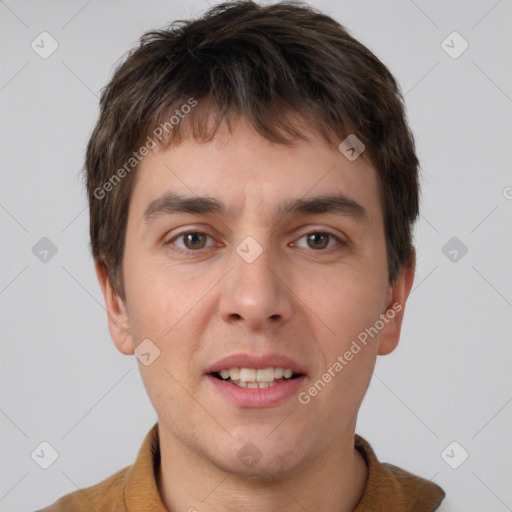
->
[156,422,368,512]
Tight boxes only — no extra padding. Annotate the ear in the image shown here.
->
[377,250,416,356]
[94,261,135,356]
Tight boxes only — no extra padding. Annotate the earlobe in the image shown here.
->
[94,261,135,356]
[377,252,416,356]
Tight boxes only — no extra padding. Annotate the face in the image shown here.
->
[97,116,413,478]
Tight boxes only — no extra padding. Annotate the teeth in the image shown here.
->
[215,367,298,385]
[256,368,275,382]
[232,380,276,389]
[239,368,257,381]
[274,367,284,379]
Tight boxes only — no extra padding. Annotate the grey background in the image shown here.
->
[1,0,511,511]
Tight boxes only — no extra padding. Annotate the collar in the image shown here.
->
[123,423,445,511]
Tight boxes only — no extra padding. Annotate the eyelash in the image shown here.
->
[165,229,347,254]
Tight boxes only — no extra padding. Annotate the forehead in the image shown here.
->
[130,117,382,227]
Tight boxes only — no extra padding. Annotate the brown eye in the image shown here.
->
[183,232,207,250]
[306,232,330,250]
[168,231,213,251]
[293,231,345,251]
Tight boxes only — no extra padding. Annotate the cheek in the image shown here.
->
[122,255,177,346]
[307,269,387,350]
[319,274,384,407]
[124,257,207,371]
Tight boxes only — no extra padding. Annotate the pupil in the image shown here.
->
[186,233,205,249]
[309,233,327,249]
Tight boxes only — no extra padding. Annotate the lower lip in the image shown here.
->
[206,374,306,408]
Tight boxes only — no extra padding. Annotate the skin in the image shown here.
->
[96,115,415,512]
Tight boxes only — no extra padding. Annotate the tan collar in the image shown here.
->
[123,423,445,512]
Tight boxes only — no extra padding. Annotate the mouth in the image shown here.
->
[210,367,305,388]
[205,354,307,408]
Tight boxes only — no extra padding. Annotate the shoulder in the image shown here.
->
[380,462,446,510]
[354,435,446,512]
[35,465,131,512]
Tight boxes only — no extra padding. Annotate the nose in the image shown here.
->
[218,237,294,331]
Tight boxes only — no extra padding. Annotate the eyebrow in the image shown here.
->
[143,192,369,224]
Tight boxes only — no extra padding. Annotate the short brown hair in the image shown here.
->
[85,0,419,301]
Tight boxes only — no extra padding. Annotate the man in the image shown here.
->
[37,1,446,510]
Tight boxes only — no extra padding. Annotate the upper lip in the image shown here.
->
[206,353,307,375]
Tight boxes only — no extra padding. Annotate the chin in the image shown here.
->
[212,436,310,480]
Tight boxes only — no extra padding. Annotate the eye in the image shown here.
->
[293,230,345,251]
[167,231,215,251]
[165,229,346,253]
